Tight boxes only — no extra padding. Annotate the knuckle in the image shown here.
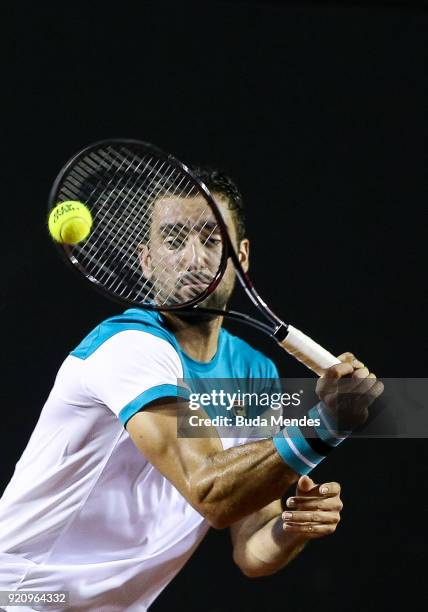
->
[333,482,341,494]
[325,367,339,380]
[352,367,369,379]
[376,381,385,395]
[326,482,341,495]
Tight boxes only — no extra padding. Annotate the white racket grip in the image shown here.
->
[278,325,341,376]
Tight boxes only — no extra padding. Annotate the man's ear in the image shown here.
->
[138,244,152,278]
[237,238,250,273]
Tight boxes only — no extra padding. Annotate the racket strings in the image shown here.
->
[57,143,223,305]
[94,150,209,299]
[90,148,195,253]
[63,149,139,248]
[80,149,164,259]
[106,160,201,289]
[61,149,152,294]
[90,156,176,290]
[61,147,173,290]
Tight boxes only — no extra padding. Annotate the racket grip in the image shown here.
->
[277,325,341,376]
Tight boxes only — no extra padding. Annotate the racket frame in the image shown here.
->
[48,139,341,375]
[48,139,231,312]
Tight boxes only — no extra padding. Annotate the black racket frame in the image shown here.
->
[48,139,288,339]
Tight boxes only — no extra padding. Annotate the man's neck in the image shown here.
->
[162,312,223,362]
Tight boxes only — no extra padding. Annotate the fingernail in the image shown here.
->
[287,498,295,507]
[320,486,329,494]
[283,512,293,520]
[352,359,364,368]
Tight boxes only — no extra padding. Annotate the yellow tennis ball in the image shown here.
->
[48,201,93,245]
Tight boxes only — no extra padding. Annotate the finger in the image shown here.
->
[322,361,355,381]
[286,482,341,506]
[296,475,316,494]
[317,481,341,497]
[282,510,340,524]
[291,481,341,498]
[354,374,384,398]
[351,376,380,404]
[370,378,384,399]
[317,362,355,400]
[324,373,384,430]
[285,496,343,511]
[352,367,370,379]
[337,353,365,369]
[282,522,338,538]
[346,375,384,415]
[336,367,371,395]
[337,352,355,362]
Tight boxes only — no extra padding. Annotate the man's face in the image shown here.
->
[138,192,249,311]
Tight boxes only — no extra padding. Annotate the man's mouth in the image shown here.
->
[177,270,212,289]
[175,273,213,302]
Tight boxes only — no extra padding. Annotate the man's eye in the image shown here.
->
[164,236,186,249]
[203,236,222,247]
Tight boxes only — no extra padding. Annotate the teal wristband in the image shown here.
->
[273,402,350,475]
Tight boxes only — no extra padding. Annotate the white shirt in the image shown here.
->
[0,309,278,611]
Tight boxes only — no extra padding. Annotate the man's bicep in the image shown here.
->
[126,399,224,508]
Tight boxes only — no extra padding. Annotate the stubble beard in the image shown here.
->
[170,275,236,326]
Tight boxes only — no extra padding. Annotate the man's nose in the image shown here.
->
[181,235,207,269]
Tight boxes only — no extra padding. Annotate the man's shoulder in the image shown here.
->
[70,308,176,360]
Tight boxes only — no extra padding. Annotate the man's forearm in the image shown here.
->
[233,512,308,577]
[191,439,299,528]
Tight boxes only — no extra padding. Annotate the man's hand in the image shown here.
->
[282,475,343,539]
[316,352,384,431]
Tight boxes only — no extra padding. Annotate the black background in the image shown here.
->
[2,1,427,611]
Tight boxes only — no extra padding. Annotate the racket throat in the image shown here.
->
[272,323,289,342]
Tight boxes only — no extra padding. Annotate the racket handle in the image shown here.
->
[277,325,341,376]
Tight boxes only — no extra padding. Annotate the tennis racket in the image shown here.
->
[48,139,341,376]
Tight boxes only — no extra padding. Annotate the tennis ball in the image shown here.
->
[48,201,93,245]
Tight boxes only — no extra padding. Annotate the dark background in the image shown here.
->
[2,1,427,611]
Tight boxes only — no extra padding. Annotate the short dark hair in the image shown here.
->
[190,166,246,242]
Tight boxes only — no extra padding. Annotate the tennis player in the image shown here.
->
[0,168,381,611]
